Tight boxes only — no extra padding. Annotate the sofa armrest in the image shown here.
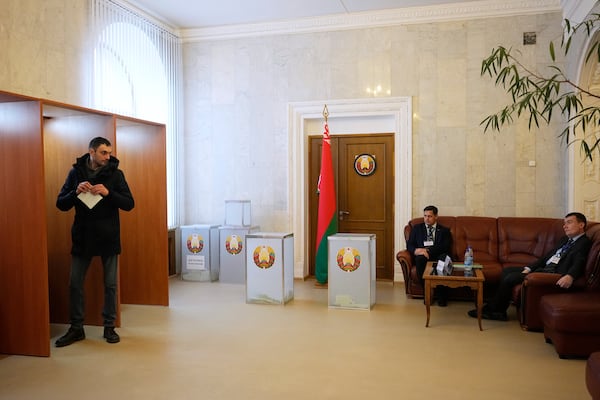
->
[520,273,567,331]
[396,250,412,276]
[396,250,413,295]
[523,272,561,287]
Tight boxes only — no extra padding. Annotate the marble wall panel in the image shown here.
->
[0,0,572,228]
[182,12,568,227]
[0,0,89,105]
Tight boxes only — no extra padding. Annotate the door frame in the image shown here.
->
[288,97,412,280]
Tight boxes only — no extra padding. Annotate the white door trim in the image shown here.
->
[288,97,412,280]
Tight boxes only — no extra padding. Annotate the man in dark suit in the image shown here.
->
[407,205,452,306]
[468,212,592,321]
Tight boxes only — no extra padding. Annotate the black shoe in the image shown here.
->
[435,286,449,307]
[468,308,508,321]
[55,327,85,347]
[103,327,120,344]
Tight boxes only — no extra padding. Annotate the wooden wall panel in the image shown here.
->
[117,121,169,306]
[0,100,50,356]
[43,112,119,326]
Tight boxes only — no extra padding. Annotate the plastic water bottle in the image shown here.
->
[464,245,474,277]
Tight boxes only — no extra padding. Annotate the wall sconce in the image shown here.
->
[366,85,390,96]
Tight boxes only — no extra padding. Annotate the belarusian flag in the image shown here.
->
[315,122,337,284]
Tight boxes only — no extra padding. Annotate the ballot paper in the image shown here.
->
[77,191,102,209]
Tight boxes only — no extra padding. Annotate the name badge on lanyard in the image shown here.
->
[548,254,561,264]
[424,240,434,247]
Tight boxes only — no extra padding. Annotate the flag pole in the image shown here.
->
[314,104,337,287]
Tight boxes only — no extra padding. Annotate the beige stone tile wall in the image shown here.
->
[183,12,567,225]
[0,1,572,227]
[0,0,91,106]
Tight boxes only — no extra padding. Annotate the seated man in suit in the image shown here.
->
[407,205,452,306]
[468,211,591,321]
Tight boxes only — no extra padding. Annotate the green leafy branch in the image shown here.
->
[480,13,600,160]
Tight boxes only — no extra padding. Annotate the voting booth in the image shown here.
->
[180,224,220,281]
[328,233,376,310]
[245,232,294,305]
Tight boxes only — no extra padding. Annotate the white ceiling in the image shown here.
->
[124,0,486,29]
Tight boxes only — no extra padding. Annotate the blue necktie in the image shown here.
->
[558,238,574,256]
[543,238,575,272]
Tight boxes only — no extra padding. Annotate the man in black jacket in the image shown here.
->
[407,205,452,306]
[468,212,591,321]
[55,137,135,347]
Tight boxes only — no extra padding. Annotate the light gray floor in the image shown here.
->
[0,278,589,399]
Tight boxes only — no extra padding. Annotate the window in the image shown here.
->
[91,0,182,227]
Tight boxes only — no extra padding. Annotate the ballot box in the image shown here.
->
[328,233,376,310]
[224,200,252,226]
[180,224,220,281]
[245,232,294,305]
[219,225,259,283]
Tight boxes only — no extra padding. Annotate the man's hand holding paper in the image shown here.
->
[76,181,107,209]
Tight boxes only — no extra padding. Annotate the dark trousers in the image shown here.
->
[415,255,448,300]
[69,254,118,328]
[415,255,429,284]
[487,266,527,313]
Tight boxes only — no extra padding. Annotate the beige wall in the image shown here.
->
[0,0,90,106]
[182,12,569,227]
[0,1,573,230]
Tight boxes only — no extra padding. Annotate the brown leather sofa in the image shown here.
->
[540,292,600,358]
[587,352,600,399]
[519,222,600,332]
[396,216,600,332]
[397,216,565,296]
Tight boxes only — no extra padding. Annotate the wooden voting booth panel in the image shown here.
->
[116,118,169,306]
[0,91,169,357]
[0,94,51,357]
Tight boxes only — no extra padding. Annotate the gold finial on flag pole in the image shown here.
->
[322,104,329,123]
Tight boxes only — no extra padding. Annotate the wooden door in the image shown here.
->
[309,133,395,280]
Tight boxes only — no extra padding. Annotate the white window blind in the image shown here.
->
[90,0,182,227]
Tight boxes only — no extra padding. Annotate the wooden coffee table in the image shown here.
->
[423,261,485,330]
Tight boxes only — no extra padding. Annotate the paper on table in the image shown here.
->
[453,263,483,269]
[77,191,102,209]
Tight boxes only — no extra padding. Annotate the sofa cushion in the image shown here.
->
[453,216,502,283]
[453,216,498,261]
[498,217,564,266]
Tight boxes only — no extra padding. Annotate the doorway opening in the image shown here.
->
[288,97,412,280]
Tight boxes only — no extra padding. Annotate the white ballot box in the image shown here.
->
[219,225,259,284]
[224,200,252,226]
[245,232,294,305]
[180,224,220,282]
[328,233,376,310]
